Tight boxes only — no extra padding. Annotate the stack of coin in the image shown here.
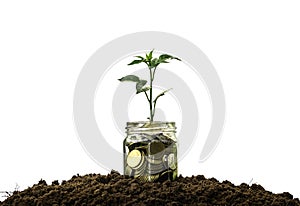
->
[126,149,147,177]
[125,134,177,182]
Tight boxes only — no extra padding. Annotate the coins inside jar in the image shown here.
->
[167,153,176,170]
[124,128,178,182]
[125,166,133,176]
[127,150,143,168]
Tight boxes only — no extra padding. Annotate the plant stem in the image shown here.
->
[153,67,157,80]
[152,100,157,119]
[144,91,150,103]
[149,67,153,122]
[150,66,158,121]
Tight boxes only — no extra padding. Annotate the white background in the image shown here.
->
[1,0,300,201]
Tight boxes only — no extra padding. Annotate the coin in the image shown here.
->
[125,166,133,176]
[167,153,176,170]
[127,150,143,168]
[134,157,146,176]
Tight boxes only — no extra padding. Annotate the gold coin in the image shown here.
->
[125,166,133,176]
[127,150,142,168]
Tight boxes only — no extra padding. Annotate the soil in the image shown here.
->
[1,170,299,206]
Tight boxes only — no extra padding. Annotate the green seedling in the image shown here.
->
[118,50,181,122]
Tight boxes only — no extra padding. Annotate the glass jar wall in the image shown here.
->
[124,121,178,182]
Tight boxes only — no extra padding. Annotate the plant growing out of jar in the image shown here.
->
[118,50,181,182]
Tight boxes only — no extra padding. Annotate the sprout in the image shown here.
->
[118,49,181,122]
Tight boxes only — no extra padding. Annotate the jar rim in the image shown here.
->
[126,121,176,133]
[126,121,175,125]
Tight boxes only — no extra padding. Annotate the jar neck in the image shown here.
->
[126,121,176,134]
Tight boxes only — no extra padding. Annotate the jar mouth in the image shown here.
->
[126,121,176,133]
[126,121,175,125]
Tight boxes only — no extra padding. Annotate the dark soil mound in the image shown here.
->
[1,171,299,206]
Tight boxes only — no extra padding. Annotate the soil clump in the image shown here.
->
[1,171,299,206]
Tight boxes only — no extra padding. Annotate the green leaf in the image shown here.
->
[118,75,140,82]
[153,88,173,104]
[136,86,151,94]
[128,59,144,66]
[134,56,144,60]
[146,50,154,62]
[136,79,147,92]
[159,54,181,62]
[149,58,159,69]
[159,54,173,60]
[148,50,153,60]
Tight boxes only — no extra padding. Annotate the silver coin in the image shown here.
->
[167,153,176,170]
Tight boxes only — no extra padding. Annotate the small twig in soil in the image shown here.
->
[0,191,12,198]
[248,178,254,186]
[0,183,20,198]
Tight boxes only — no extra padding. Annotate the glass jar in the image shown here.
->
[123,121,178,182]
